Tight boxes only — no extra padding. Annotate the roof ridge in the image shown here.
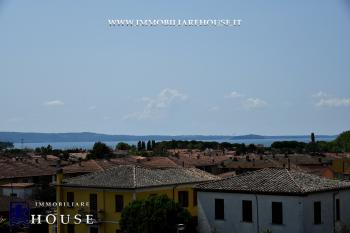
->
[133,165,137,188]
[93,160,105,171]
[284,169,304,193]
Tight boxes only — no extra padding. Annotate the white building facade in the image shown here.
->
[196,168,350,233]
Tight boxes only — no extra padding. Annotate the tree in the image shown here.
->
[137,141,142,151]
[0,218,9,233]
[309,132,316,155]
[333,131,350,152]
[120,195,195,233]
[90,142,112,159]
[146,140,152,151]
[62,151,70,161]
[311,132,315,143]
[116,142,131,151]
[0,141,14,150]
[141,141,146,150]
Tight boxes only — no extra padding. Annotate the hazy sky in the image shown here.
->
[1,0,349,135]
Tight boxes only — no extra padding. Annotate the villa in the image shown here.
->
[195,168,350,233]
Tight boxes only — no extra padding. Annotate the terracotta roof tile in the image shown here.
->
[195,168,350,194]
[0,159,56,180]
[62,165,219,189]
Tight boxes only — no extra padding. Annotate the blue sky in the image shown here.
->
[0,0,349,135]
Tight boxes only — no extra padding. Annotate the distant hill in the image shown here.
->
[0,132,337,143]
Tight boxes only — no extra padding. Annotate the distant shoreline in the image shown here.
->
[11,137,337,150]
[0,132,337,144]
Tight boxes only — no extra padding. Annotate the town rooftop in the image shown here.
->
[61,164,219,189]
[195,168,350,195]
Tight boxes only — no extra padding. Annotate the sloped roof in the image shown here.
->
[195,168,350,195]
[63,159,116,174]
[0,159,56,180]
[169,154,230,168]
[139,157,179,168]
[63,157,180,174]
[61,165,219,189]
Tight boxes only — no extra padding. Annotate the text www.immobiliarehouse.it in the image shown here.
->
[108,19,242,27]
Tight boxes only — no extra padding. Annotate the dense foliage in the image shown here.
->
[120,195,195,233]
[151,140,260,155]
[0,141,14,150]
[89,142,112,159]
[1,131,349,159]
[332,131,350,152]
[270,131,350,154]
[116,142,132,150]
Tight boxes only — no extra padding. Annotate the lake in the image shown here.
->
[13,136,336,150]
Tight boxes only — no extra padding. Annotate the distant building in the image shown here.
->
[0,158,56,185]
[297,165,334,179]
[168,150,231,174]
[195,168,350,233]
[331,157,350,179]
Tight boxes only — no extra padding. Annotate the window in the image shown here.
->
[178,191,189,207]
[193,190,197,206]
[215,199,224,220]
[272,202,283,224]
[67,192,74,208]
[67,224,75,233]
[314,201,322,224]
[336,199,340,221]
[90,194,98,217]
[242,200,252,222]
[115,195,124,212]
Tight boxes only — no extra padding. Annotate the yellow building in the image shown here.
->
[331,157,350,176]
[55,164,218,233]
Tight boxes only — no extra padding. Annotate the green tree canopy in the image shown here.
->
[333,131,350,152]
[90,142,112,159]
[116,142,131,151]
[0,141,14,150]
[120,195,195,233]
